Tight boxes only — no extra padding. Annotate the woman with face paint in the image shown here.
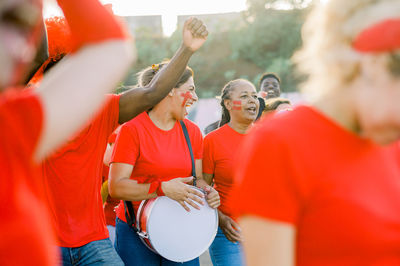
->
[109,60,220,266]
[0,0,132,264]
[230,0,400,265]
[199,79,259,266]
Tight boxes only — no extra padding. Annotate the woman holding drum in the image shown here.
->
[230,0,400,265]
[201,79,259,266]
[108,59,220,265]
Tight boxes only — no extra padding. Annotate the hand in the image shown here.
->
[219,212,242,243]
[162,176,204,212]
[204,185,220,209]
[259,91,268,99]
[182,17,208,52]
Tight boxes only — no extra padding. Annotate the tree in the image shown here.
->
[120,3,310,97]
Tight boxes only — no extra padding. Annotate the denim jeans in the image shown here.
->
[107,225,116,245]
[209,227,245,266]
[115,218,200,266]
[60,238,123,266]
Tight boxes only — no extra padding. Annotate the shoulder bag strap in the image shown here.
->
[179,120,196,186]
[123,200,138,232]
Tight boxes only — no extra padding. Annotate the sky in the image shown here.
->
[44,0,248,36]
[43,0,328,36]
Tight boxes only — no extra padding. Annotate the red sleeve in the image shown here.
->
[106,94,120,135]
[110,123,139,166]
[202,135,215,174]
[95,94,120,137]
[0,91,43,158]
[230,127,303,225]
[57,0,128,52]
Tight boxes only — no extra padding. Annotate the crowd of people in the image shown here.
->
[1,0,400,265]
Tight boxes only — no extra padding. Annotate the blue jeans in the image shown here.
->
[107,225,116,245]
[60,238,123,266]
[115,218,200,266]
[209,227,245,266]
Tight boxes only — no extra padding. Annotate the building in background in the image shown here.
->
[122,15,163,37]
[177,12,243,32]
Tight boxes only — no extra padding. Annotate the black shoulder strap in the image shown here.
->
[124,200,138,232]
[180,120,196,186]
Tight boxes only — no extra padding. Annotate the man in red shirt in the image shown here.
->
[0,0,133,264]
[41,16,209,265]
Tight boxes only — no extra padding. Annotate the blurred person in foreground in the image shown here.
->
[41,15,210,265]
[230,0,400,265]
[201,79,259,266]
[0,0,133,264]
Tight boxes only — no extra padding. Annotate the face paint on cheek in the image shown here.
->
[233,101,242,110]
[180,91,193,107]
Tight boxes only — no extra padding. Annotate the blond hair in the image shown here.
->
[294,0,400,100]
[137,61,194,88]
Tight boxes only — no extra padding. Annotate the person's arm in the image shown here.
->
[201,173,213,185]
[118,17,208,123]
[241,215,295,266]
[108,162,204,212]
[33,0,134,162]
[218,210,242,243]
[195,160,220,208]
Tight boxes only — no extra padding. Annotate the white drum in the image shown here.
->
[136,186,218,262]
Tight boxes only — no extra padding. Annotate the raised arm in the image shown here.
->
[34,0,134,161]
[118,17,208,123]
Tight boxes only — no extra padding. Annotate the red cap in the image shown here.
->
[353,18,400,53]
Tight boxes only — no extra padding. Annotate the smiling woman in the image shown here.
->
[198,79,259,266]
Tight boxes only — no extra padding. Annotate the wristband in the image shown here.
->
[148,180,159,195]
[156,182,165,196]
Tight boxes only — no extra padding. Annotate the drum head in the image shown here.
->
[147,194,218,262]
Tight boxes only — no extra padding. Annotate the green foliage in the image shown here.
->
[122,2,310,97]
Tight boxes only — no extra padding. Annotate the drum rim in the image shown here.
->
[137,186,219,262]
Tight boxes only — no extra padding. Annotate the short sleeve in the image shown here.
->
[229,126,303,225]
[202,135,215,174]
[110,123,139,166]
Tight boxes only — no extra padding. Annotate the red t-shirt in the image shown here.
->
[0,90,57,265]
[230,105,400,265]
[42,94,120,247]
[102,165,119,226]
[203,124,246,219]
[110,112,203,222]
